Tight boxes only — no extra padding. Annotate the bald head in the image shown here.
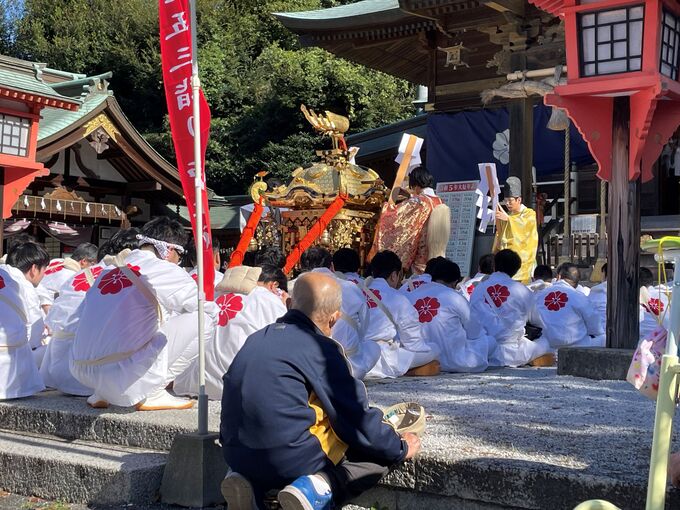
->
[292,272,342,335]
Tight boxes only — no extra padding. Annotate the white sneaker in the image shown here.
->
[86,393,109,409]
[135,389,194,411]
[220,471,256,510]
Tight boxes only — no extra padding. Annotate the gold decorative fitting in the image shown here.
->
[82,113,120,143]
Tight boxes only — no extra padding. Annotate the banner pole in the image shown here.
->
[189,0,208,436]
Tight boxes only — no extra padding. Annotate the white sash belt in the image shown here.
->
[52,331,75,341]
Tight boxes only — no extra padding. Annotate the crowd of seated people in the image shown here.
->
[0,216,667,412]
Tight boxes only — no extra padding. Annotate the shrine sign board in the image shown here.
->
[436,180,479,277]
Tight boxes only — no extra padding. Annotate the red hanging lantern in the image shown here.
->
[530,0,680,182]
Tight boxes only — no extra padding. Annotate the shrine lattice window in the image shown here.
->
[0,114,30,157]
[660,9,680,80]
[579,5,645,77]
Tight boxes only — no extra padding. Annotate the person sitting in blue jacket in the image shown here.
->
[219,271,421,510]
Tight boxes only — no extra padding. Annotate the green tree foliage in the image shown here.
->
[7,0,415,195]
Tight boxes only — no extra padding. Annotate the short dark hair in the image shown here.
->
[533,264,554,282]
[408,166,435,190]
[256,246,286,269]
[478,253,495,275]
[494,249,522,278]
[102,227,141,260]
[300,247,332,272]
[557,263,580,284]
[7,242,50,273]
[242,250,258,267]
[430,258,462,284]
[7,233,37,255]
[333,248,360,274]
[640,267,654,288]
[141,216,188,247]
[72,242,98,263]
[370,250,402,280]
[258,264,288,293]
[424,256,446,276]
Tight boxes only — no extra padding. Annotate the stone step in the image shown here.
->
[0,429,167,505]
[2,372,680,509]
[0,390,222,451]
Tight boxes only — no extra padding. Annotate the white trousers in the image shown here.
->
[71,311,213,407]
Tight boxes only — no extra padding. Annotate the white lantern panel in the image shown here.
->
[0,114,29,157]
[579,4,645,77]
[660,9,680,80]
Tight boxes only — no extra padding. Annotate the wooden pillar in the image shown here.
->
[509,98,533,204]
[607,96,640,349]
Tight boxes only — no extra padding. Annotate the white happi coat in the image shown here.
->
[70,249,217,406]
[526,280,552,292]
[339,272,364,285]
[41,263,106,395]
[364,278,437,378]
[0,265,45,399]
[533,280,605,349]
[174,285,286,400]
[576,284,591,297]
[399,274,432,294]
[315,268,381,379]
[36,258,80,307]
[459,273,488,301]
[406,281,494,372]
[640,284,672,340]
[588,281,607,333]
[189,267,224,287]
[471,271,551,367]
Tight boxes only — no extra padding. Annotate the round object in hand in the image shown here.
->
[382,402,426,436]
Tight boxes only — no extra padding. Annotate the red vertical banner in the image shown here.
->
[159,0,214,300]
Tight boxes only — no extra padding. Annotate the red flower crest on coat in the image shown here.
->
[648,298,664,316]
[0,275,4,290]
[487,284,510,307]
[191,273,199,283]
[466,284,475,296]
[406,280,425,292]
[45,261,64,275]
[364,289,382,309]
[215,293,244,327]
[544,291,568,311]
[71,266,104,292]
[98,265,141,295]
[414,297,440,323]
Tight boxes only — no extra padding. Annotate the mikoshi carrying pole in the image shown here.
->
[189,0,208,435]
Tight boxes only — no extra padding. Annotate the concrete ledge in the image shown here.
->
[557,347,634,380]
[1,369,679,509]
[0,391,222,451]
[0,430,166,505]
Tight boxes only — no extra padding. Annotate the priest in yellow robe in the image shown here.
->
[493,177,538,284]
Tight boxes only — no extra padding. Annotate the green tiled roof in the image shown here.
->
[273,0,407,30]
[0,67,80,106]
[38,92,108,141]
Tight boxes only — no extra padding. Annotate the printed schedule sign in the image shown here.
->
[436,180,479,277]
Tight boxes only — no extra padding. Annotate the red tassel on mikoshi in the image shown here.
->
[283,194,347,275]
[228,201,264,268]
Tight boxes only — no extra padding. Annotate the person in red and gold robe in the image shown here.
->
[372,167,450,274]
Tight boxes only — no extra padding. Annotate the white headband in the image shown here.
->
[136,235,185,261]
